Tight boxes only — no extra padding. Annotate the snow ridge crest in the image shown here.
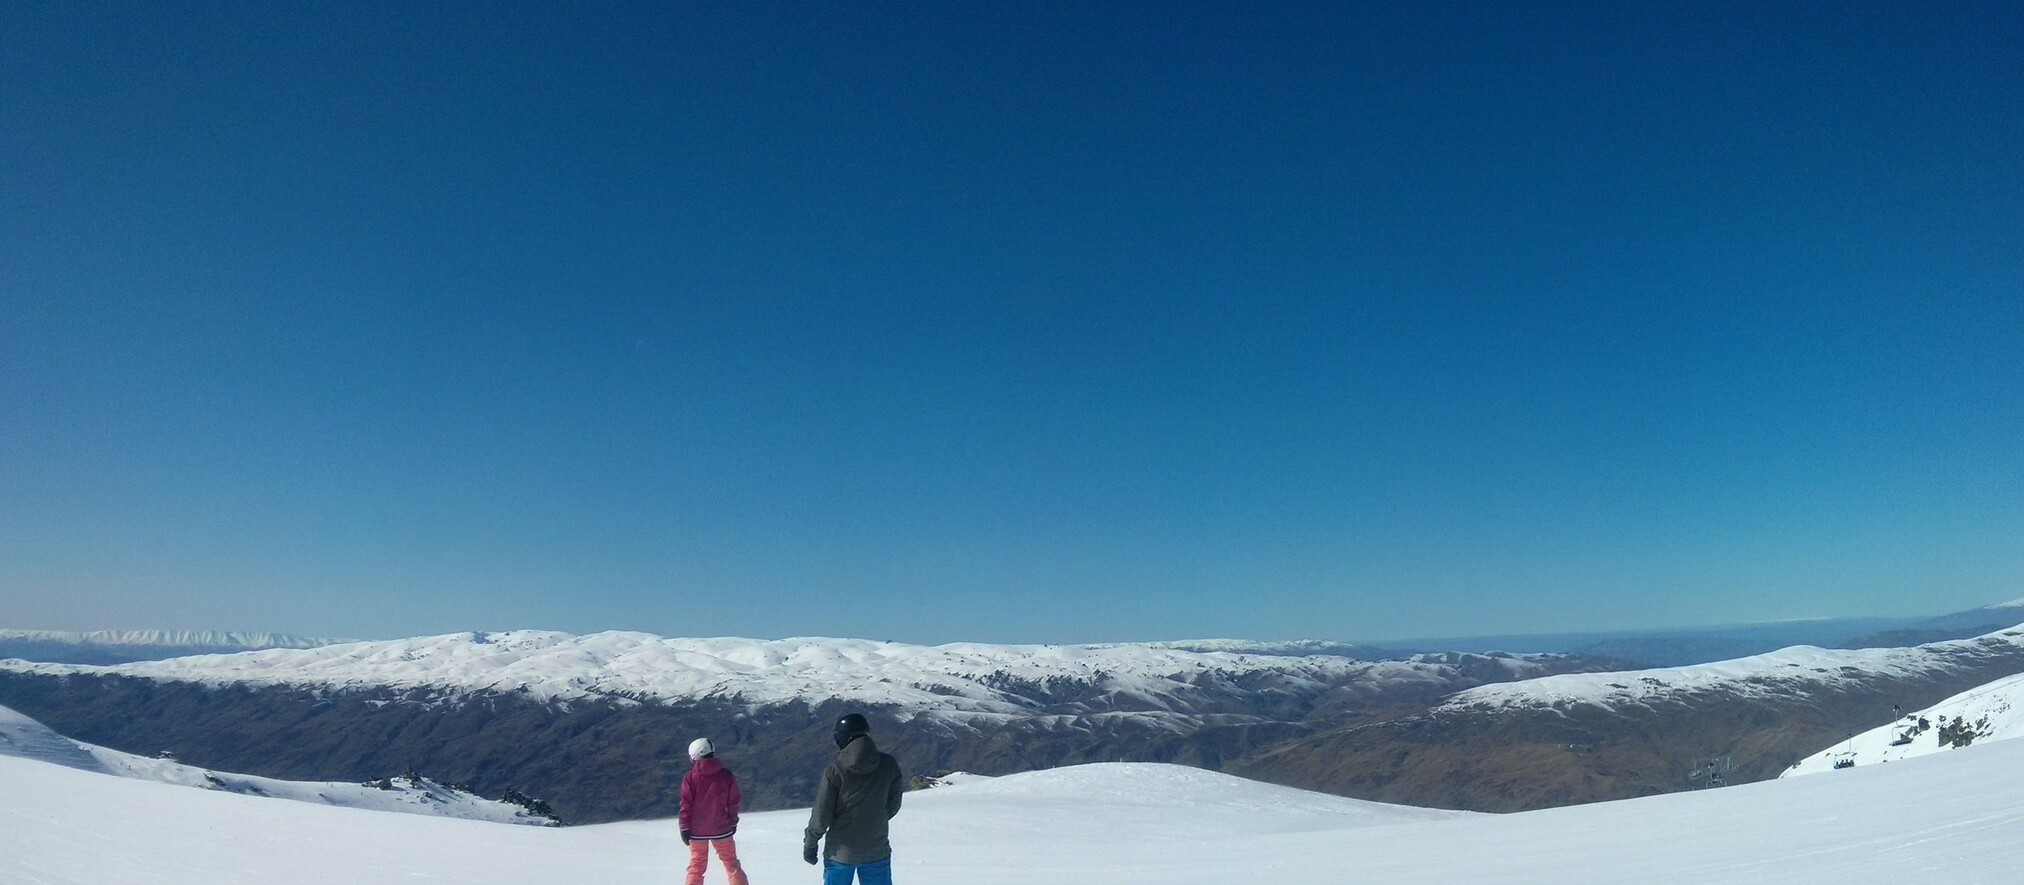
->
[1440,627,2024,713]
[0,631,1572,716]
[0,629,339,650]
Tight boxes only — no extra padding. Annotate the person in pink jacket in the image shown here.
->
[680,738,751,885]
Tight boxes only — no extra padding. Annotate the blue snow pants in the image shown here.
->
[822,857,893,885]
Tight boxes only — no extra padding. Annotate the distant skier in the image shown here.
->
[681,737,751,885]
[803,712,905,884]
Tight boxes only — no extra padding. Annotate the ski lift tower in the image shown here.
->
[1688,755,1735,789]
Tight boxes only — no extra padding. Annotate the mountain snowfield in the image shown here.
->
[0,629,335,649]
[7,716,2024,883]
[0,629,346,666]
[20,624,2024,723]
[0,630,1571,717]
[1784,669,2024,777]
[0,705,556,826]
[1438,625,2024,713]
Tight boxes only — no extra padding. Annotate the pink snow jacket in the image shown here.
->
[679,756,742,840]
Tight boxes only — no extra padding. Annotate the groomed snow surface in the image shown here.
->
[9,722,2024,883]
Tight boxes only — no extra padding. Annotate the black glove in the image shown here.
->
[680,829,691,846]
[803,838,819,866]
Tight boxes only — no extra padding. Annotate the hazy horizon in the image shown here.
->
[4,593,2011,650]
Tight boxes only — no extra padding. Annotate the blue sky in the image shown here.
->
[3,2,2020,643]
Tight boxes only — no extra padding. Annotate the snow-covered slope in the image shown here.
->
[0,704,556,825]
[1439,626,2024,714]
[904,762,1463,837]
[1784,670,2024,776]
[81,748,561,826]
[0,704,106,772]
[7,727,2024,883]
[0,630,1577,716]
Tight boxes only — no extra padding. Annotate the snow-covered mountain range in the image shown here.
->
[0,703,557,825]
[1440,625,2024,714]
[0,630,1588,718]
[0,629,342,665]
[1226,623,2024,812]
[12,619,2021,724]
[0,631,1618,822]
[11,623,2024,824]
[0,629,333,648]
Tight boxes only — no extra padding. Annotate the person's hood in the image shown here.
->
[692,756,724,778]
[837,733,881,775]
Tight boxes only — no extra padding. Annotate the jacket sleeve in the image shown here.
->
[728,772,742,828]
[885,757,904,819]
[805,765,838,841]
[678,771,693,831]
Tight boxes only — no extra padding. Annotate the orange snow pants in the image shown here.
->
[686,836,750,885]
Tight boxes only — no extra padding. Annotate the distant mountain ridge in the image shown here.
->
[1440,629,2024,713]
[0,631,1622,822]
[0,629,335,647]
[1152,639,1395,659]
[9,608,2024,822]
[1374,604,2024,668]
[1836,602,2024,650]
[0,630,343,665]
[1385,616,1939,668]
[1232,625,2024,811]
[0,631,1594,719]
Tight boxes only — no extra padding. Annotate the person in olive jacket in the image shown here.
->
[802,713,904,884]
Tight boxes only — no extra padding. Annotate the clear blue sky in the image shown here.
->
[3,2,2020,644]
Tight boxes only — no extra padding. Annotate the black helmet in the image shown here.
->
[833,712,870,748]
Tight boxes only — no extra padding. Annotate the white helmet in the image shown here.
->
[688,738,714,760]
